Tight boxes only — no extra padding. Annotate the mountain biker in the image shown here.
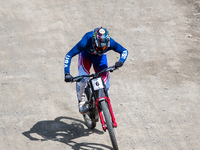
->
[64,27,128,114]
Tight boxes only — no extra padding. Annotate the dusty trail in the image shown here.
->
[0,0,200,149]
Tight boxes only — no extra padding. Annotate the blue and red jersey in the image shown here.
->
[64,31,128,74]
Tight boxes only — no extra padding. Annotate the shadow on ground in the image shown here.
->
[22,116,112,150]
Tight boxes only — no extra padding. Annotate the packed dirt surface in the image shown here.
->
[1,0,200,149]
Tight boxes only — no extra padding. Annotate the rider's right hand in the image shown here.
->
[65,73,73,82]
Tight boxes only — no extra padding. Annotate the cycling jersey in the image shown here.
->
[64,31,128,74]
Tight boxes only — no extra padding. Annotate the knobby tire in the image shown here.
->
[80,84,96,129]
[100,100,118,150]
[82,112,96,129]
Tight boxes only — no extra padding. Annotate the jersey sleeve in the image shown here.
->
[110,38,128,63]
[64,33,89,74]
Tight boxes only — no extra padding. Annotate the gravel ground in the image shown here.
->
[0,0,200,149]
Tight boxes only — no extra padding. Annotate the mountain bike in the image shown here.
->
[72,65,119,150]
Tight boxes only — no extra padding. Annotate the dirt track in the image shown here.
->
[1,0,200,149]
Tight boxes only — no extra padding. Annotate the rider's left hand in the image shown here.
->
[115,61,123,68]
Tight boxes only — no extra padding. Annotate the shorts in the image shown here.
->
[78,50,110,89]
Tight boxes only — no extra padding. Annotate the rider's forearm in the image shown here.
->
[110,38,128,64]
[119,49,128,63]
[64,44,82,74]
[64,54,72,74]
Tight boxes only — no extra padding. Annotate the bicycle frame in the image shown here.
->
[72,66,119,149]
[86,76,117,131]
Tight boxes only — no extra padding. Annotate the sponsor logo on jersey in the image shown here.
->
[121,50,128,59]
[64,55,70,67]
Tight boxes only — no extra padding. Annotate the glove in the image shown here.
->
[115,61,123,68]
[65,73,73,82]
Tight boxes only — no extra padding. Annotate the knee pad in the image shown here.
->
[76,77,89,102]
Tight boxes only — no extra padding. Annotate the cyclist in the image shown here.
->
[64,27,128,114]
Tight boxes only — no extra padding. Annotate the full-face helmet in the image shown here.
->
[92,27,110,55]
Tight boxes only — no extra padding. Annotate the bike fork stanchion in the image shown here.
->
[95,98,107,131]
[105,97,117,128]
[96,97,117,130]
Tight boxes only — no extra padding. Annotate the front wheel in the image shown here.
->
[100,100,118,150]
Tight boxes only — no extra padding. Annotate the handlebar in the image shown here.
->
[72,65,117,82]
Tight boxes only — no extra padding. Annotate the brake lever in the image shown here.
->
[72,76,83,82]
[110,69,114,72]
[109,66,118,72]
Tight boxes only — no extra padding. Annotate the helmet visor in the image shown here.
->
[94,43,107,54]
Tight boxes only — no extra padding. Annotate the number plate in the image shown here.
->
[91,77,104,91]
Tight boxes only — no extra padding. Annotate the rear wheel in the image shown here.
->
[81,85,96,129]
[82,110,96,129]
[101,100,118,150]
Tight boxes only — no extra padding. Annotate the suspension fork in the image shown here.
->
[95,96,117,131]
